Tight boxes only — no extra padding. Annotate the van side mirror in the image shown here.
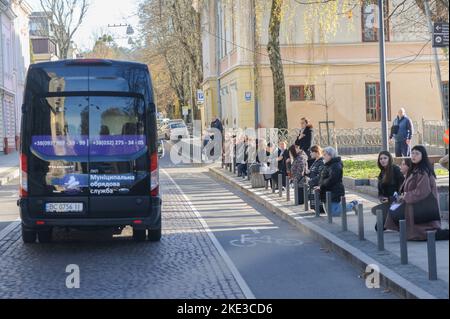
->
[158,140,165,159]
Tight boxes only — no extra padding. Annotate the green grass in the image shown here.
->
[436,169,449,177]
[343,160,449,179]
[343,160,380,179]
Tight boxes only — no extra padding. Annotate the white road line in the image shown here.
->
[162,169,255,300]
[251,228,260,234]
[0,218,21,242]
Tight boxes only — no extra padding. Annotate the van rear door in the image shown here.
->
[26,63,153,220]
[26,66,90,218]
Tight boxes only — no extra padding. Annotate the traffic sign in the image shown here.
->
[433,22,449,48]
[182,106,189,116]
[197,90,205,104]
[244,92,252,102]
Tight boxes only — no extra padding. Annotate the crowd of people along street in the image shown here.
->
[206,108,449,242]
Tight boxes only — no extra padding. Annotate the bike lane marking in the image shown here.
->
[161,169,256,299]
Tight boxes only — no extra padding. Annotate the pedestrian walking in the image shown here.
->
[390,108,414,157]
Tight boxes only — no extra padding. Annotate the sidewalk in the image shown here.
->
[0,152,19,186]
[209,165,449,299]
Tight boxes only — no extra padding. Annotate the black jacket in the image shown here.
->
[211,119,223,134]
[277,148,290,173]
[319,157,345,202]
[295,127,313,153]
[378,165,404,200]
[308,157,325,187]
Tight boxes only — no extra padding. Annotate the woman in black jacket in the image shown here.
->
[315,147,358,216]
[306,145,325,188]
[295,117,314,160]
[372,151,405,229]
[306,145,325,212]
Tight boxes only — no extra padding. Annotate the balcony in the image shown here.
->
[31,38,57,55]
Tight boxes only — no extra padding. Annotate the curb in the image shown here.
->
[209,167,449,300]
[0,167,19,186]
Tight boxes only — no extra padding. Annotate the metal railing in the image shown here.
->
[225,119,446,155]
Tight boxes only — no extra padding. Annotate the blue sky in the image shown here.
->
[27,0,141,51]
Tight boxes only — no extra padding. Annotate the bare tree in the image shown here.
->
[139,0,203,120]
[39,0,90,59]
[267,0,288,129]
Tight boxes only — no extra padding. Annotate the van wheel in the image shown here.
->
[37,229,53,243]
[148,227,161,242]
[133,229,147,242]
[22,226,37,244]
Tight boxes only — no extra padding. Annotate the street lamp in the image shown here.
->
[378,0,389,152]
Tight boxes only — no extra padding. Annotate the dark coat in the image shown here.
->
[390,115,413,142]
[308,157,325,187]
[211,119,224,134]
[295,127,313,153]
[277,148,289,173]
[319,157,345,202]
[378,165,404,201]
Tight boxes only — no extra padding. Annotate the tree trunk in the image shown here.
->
[267,0,288,129]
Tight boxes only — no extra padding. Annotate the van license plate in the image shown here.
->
[45,203,83,213]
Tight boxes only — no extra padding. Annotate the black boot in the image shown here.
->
[436,229,449,241]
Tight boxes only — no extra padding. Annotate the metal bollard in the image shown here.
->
[265,179,269,190]
[376,210,385,251]
[272,178,276,194]
[326,192,333,224]
[341,196,348,231]
[278,174,283,198]
[303,181,309,211]
[248,164,251,181]
[294,180,299,205]
[399,220,408,265]
[314,189,321,217]
[286,176,290,202]
[358,204,365,240]
[427,231,438,281]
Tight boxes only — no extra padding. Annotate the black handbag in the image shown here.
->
[412,193,441,224]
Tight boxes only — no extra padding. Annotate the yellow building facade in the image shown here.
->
[200,0,449,131]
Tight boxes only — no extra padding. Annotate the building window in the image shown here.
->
[361,0,390,42]
[365,82,391,122]
[443,81,449,120]
[290,85,315,101]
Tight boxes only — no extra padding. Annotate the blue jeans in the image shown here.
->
[330,202,356,217]
[395,140,410,157]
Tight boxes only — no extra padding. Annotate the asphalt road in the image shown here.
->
[0,141,397,298]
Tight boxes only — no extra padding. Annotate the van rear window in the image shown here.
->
[30,96,147,161]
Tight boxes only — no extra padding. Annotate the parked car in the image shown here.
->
[163,122,189,141]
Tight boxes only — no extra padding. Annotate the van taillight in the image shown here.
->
[20,153,28,197]
[150,151,159,196]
